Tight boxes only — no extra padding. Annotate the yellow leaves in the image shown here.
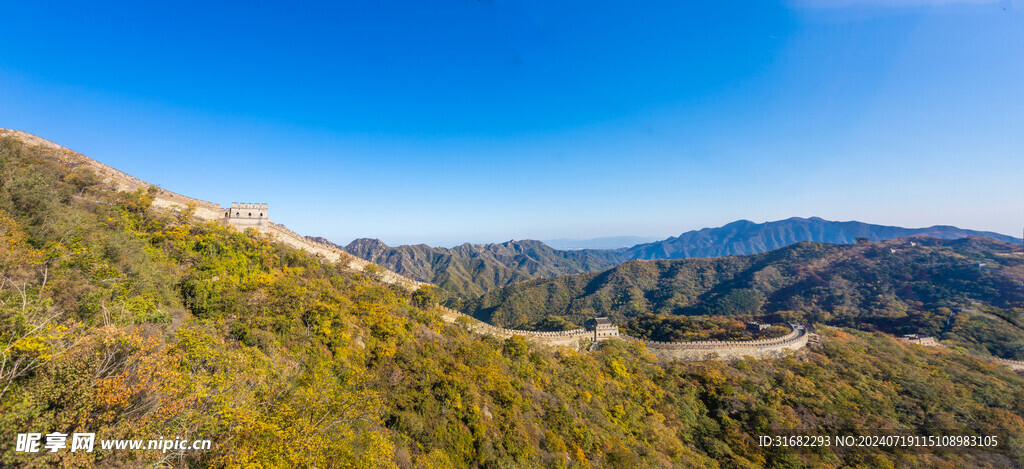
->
[702,367,728,387]
[208,357,394,467]
[542,429,568,453]
[164,224,190,241]
[9,335,47,357]
[607,359,629,381]
[253,272,275,285]
[0,209,42,268]
[608,404,627,424]
[571,444,592,469]
[83,327,193,431]
[6,321,67,365]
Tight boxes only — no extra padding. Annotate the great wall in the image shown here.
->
[435,305,811,360]
[4,129,1022,368]
[437,306,596,348]
[619,327,809,361]
[981,356,1024,371]
[0,129,424,290]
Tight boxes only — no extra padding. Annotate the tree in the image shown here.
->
[412,286,440,308]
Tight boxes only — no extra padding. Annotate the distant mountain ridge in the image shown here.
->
[463,236,1024,361]
[333,238,623,298]
[543,236,662,250]
[621,217,1021,260]
[340,217,1021,299]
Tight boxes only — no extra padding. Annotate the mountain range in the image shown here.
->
[465,235,1024,360]
[342,217,1021,299]
[623,217,1020,259]
[5,130,1024,467]
[541,235,661,250]
[335,238,622,298]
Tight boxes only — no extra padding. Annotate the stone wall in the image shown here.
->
[226,202,269,228]
[1,129,423,291]
[1,129,225,222]
[977,356,1024,371]
[436,306,810,360]
[255,222,426,290]
[623,326,809,361]
[436,307,593,349]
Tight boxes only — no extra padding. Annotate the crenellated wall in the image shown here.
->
[251,221,426,290]
[0,129,424,291]
[621,326,809,361]
[436,306,593,348]
[436,304,809,359]
[225,202,269,226]
[1,129,225,221]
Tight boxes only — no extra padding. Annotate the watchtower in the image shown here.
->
[224,202,269,228]
[588,317,619,341]
[746,322,771,335]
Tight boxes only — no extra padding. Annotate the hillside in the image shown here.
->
[467,237,1024,360]
[0,129,422,290]
[340,237,624,299]
[543,236,661,250]
[3,133,1024,467]
[343,218,1021,301]
[622,217,1021,260]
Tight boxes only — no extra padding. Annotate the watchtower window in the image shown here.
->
[235,212,240,216]
[248,212,252,217]
[259,213,263,217]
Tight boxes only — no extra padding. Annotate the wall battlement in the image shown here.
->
[619,326,808,361]
[622,327,804,349]
[231,202,268,210]
[253,221,426,290]
[436,306,809,360]
[224,202,269,228]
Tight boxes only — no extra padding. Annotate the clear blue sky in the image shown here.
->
[2,0,1021,246]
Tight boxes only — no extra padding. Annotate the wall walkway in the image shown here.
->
[621,327,808,361]
[437,305,810,360]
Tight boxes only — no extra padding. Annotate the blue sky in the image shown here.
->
[2,0,1021,246]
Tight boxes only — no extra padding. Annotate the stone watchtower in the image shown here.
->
[224,202,269,228]
[746,322,770,335]
[589,317,620,342]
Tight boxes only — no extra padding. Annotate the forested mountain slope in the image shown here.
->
[343,218,1020,301]
[468,237,1024,359]
[622,217,1020,260]
[3,134,1024,467]
[341,237,624,298]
